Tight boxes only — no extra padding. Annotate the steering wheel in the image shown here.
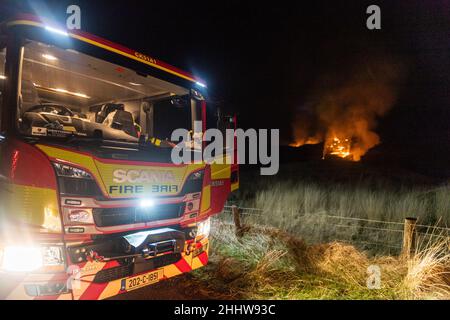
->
[27,104,74,117]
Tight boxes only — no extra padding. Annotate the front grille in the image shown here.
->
[153,252,182,269]
[93,253,182,283]
[93,203,185,227]
[93,264,133,283]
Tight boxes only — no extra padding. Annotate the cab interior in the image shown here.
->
[17,40,192,141]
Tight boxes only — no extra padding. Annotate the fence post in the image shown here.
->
[231,205,242,236]
[402,217,417,259]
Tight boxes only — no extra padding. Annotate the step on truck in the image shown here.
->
[0,14,238,300]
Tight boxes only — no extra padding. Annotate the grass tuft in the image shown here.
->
[192,220,449,300]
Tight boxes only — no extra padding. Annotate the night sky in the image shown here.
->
[1,0,449,174]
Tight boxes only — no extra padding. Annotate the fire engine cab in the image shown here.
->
[0,14,238,299]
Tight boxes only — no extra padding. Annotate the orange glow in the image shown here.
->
[289,137,321,148]
[323,136,353,160]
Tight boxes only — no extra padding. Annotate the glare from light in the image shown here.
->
[72,92,90,99]
[66,49,80,55]
[45,26,69,37]
[49,87,90,99]
[195,81,207,88]
[197,218,211,238]
[129,82,142,86]
[2,246,43,272]
[42,206,62,232]
[140,199,155,208]
[42,54,58,61]
[0,75,6,80]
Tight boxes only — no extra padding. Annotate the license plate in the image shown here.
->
[122,269,164,291]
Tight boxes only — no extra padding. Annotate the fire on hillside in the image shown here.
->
[323,136,352,160]
[289,58,404,162]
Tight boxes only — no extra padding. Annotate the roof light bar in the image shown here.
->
[195,81,207,88]
[45,26,69,37]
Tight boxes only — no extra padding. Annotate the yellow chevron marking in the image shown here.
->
[98,279,122,300]
[71,274,95,300]
[71,261,105,300]
[57,293,74,300]
[191,256,205,270]
[163,264,182,278]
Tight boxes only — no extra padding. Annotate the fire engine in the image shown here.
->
[0,14,238,299]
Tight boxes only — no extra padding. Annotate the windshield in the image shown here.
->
[18,40,190,142]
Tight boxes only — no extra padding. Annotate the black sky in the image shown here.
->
[1,0,449,173]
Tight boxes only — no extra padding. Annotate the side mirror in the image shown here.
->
[170,97,187,109]
[112,121,123,130]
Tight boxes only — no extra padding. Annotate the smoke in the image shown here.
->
[290,108,322,147]
[291,57,404,161]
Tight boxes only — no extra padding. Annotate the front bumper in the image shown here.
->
[0,233,209,300]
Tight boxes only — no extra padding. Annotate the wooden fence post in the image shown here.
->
[231,205,242,236]
[402,217,417,259]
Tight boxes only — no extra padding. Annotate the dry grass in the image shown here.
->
[212,165,450,299]
[231,182,450,255]
[401,230,450,299]
[247,182,450,224]
[192,220,449,300]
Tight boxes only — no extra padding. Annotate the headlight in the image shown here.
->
[189,170,204,181]
[53,163,92,179]
[181,169,204,195]
[1,246,64,273]
[52,162,102,197]
[197,218,211,238]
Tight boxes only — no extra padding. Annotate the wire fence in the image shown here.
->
[219,203,450,255]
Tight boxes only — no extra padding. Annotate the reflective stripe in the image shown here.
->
[98,279,122,300]
[6,19,199,83]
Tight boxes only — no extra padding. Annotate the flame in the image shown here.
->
[289,57,404,161]
[323,136,352,160]
[289,137,321,147]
